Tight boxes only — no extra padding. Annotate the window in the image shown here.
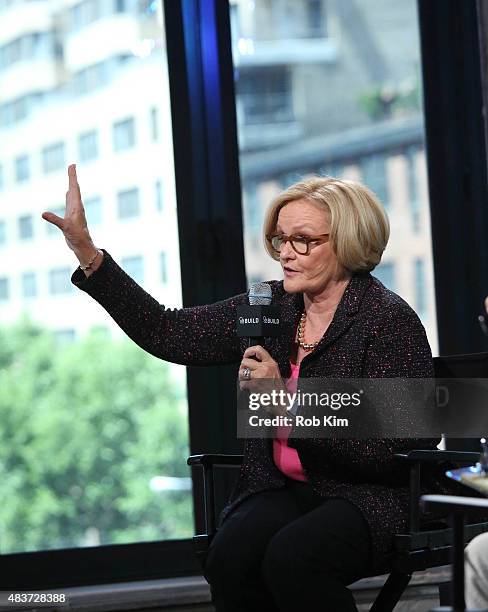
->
[0,0,187,566]
[407,147,421,232]
[46,207,65,236]
[72,61,108,95]
[160,251,167,284]
[84,196,102,225]
[155,180,163,211]
[306,0,327,38]
[121,255,143,284]
[0,277,9,300]
[0,32,49,69]
[42,142,65,173]
[78,130,99,162]
[231,0,438,351]
[113,117,135,151]
[414,258,426,315]
[48,268,74,295]
[235,67,293,126]
[21,271,37,298]
[117,187,139,218]
[150,106,159,141]
[361,154,389,208]
[374,262,395,291]
[18,215,33,240]
[15,154,30,182]
[70,0,101,30]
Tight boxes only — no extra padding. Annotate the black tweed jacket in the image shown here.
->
[72,251,467,572]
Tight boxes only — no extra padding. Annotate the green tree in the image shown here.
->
[0,321,192,553]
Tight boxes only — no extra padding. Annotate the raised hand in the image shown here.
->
[42,164,102,275]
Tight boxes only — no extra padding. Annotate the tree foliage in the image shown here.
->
[0,320,192,553]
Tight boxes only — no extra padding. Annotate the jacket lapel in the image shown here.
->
[270,272,373,374]
[310,271,372,358]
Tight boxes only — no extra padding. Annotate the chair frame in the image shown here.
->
[187,449,488,612]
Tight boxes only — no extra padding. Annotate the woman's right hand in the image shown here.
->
[42,164,103,275]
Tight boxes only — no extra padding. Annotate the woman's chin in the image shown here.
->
[283,277,304,293]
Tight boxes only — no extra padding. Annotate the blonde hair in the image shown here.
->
[263,176,390,272]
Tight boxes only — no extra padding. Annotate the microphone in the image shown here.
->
[249,282,272,306]
[237,282,281,347]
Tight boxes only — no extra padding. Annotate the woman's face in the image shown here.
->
[276,199,342,295]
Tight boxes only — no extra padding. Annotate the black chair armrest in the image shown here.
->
[395,449,480,533]
[187,454,244,467]
[394,450,480,463]
[421,494,488,514]
[187,454,244,538]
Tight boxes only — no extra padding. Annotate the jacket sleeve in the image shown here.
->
[71,250,247,366]
[293,303,439,481]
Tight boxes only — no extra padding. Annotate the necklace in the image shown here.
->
[297,312,320,351]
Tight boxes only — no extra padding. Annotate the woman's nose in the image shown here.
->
[280,239,295,260]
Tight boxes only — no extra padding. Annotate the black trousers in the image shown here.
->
[203,478,372,612]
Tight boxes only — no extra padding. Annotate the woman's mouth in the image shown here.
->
[283,267,300,277]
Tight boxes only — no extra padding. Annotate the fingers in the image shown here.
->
[484,296,488,314]
[243,345,271,361]
[41,211,64,230]
[68,164,78,190]
[240,358,259,372]
[67,164,82,205]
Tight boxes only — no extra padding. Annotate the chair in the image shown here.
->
[187,352,488,611]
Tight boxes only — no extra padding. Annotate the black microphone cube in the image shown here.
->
[236,305,281,338]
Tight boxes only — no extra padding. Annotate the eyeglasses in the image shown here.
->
[267,233,330,256]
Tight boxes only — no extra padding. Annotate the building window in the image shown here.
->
[414,258,426,315]
[235,67,294,126]
[155,180,163,211]
[42,142,65,173]
[374,262,395,291]
[243,183,261,229]
[0,277,9,300]
[48,268,73,295]
[78,130,99,162]
[70,0,101,30]
[15,154,30,182]
[84,196,102,225]
[117,187,139,218]
[406,147,421,232]
[121,255,143,284]
[150,106,159,141]
[361,154,389,208]
[18,215,33,240]
[306,0,327,38]
[21,271,37,298]
[113,117,135,151]
[160,251,167,284]
[72,62,108,96]
[46,206,65,235]
[115,0,126,12]
[0,220,6,245]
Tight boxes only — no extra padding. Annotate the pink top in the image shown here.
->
[272,360,307,481]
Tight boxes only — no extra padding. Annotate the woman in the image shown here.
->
[43,165,445,612]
